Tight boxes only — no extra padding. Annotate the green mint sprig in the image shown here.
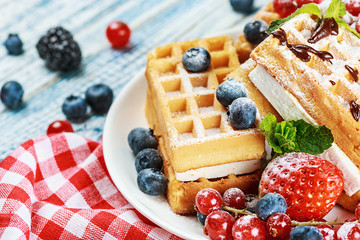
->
[259,113,334,155]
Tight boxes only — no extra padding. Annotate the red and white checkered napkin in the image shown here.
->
[0,133,182,240]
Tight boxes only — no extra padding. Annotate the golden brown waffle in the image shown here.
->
[250,13,360,211]
[235,2,280,63]
[146,36,265,175]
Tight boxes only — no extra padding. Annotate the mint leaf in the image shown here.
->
[260,113,282,153]
[324,0,346,18]
[291,119,334,154]
[335,17,360,38]
[274,121,297,153]
[267,3,321,33]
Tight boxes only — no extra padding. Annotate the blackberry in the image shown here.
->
[36,26,81,71]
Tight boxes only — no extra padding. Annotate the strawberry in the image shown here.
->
[344,0,360,17]
[259,152,344,222]
[273,0,298,18]
[295,0,322,8]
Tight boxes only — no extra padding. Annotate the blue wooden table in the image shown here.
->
[0,0,268,160]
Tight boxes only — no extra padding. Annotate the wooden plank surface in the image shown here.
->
[0,0,269,160]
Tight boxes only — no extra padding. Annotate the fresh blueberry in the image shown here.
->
[85,83,113,114]
[137,168,167,196]
[230,0,254,13]
[128,128,158,155]
[0,81,24,109]
[216,78,247,107]
[255,192,287,221]
[61,95,88,121]
[197,212,207,226]
[4,34,23,55]
[182,47,211,73]
[290,226,323,240]
[244,194,259,213]
[244,20,269,44]
[228,97,257,129]
[135,148,163,173]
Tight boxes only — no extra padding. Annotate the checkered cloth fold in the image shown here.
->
[0,133,182,240]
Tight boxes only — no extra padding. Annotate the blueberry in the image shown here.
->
[216,78,247,107]
[61,95,88,121]
[228,97,257,129]
[128,128,158,155]
[244,20,269,44]
[135,148,163,173]
[137,168,167,195]
[0,81,24,109]
[197,212,207,226]
[182,47,211,73]
[255,192,287,221]
[230,0,254,13]
[244,194,259,213]
[85,83,113,114]
[290,226,323,240]
[4,34,23,55]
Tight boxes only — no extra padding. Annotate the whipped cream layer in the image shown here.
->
[174,159,260,182]
[249,64,360,196]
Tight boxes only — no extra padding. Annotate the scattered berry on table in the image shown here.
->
[273,0,298,18]
[36,26,82,71]
[205,210,234,240]
[295,0,322,8]
[135,148,163,173]
[290,226,323,240]
[85,83,113,114]
[182,47,211,73]
[61,95,88,122]
[337,221,360,240]
[266,213,292,239]
[197,212,207,226]
[47,120,74,135]
[230,0,254,13]
[259,152,344,221]
[243,20,269,44]
[137,168,166,195]
[106,21,131,48]
[232,215,266,240]
[0,81,24,109]
[244,194,259,213]
[223,187,245,209]
[344,0,360,17]
[216,78,247,107]
[195,188,223,215]
[316,224,336,240]
[4,34,23,55]
[255,192,287,221]
[228,97,257,130]
[127,127,158,155]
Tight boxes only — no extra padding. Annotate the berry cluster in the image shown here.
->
[196,187,360,240]
[127,127,167,196]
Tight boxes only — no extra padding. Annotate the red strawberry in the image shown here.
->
[273,0,298,18]
[259,152,344,222]
[295,0,322,8]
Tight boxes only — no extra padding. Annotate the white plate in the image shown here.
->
[103,28,354,240]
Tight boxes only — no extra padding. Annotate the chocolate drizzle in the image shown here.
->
[350,101,360,122]
[272,28,334,63]
[329,80,336,85]
[308,18,339,44]
[345,65,359,82]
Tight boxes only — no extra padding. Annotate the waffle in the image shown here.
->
[236,2,280,63]
[249,13,360,211]
[145,35,271,214]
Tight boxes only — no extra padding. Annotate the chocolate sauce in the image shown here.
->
[308,18,339,44]
[329,80,336,85]
[345,65,359,82]
[272,28,334,63]
[350,101,360,122]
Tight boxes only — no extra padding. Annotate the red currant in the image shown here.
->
[344,0,360,17]
[273,0,298,18]
[317,224,336,240]
[295,0,322,8]
[337,222,360,240]
[266,213,292,239]
[205,210,234,240]
[223,188,245,209]
[106,21,131,48]
[195,188,223,215]
[47,120,74,135]
[232,215,267,240]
